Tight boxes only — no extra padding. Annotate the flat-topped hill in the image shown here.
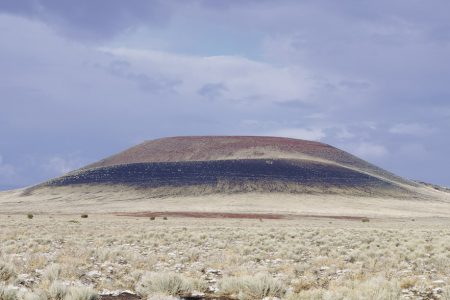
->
[83,136,412,186]
[29,136,415,197]
[1,136,449,217]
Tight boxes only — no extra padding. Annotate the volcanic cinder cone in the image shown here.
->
[1,136,449,217]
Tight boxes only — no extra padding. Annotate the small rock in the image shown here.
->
[16,274,35,286]
[86,270,102,278]
[206,268,221,275]
[433,280,445,286]
[191,291,205,297]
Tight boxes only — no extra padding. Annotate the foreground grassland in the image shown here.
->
[1,215,450,300]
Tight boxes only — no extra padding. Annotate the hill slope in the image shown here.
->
[1,136,449,217]
[83,136,413,186]
[31,136,414,197]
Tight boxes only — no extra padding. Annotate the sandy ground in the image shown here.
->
[1,184,449,218]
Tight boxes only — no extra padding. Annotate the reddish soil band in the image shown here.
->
[115,211,367,221]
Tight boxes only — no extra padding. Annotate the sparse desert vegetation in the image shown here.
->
[1,214,450,299]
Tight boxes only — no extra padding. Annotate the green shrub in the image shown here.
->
[27,213,34,219]
[81,214,88,219]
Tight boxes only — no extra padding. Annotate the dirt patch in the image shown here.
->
[115,211,367,221]
[116,211,285,219]
[100,293,140,300]
[100,293,234,300]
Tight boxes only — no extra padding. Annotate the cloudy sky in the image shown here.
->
[0,0,449,189]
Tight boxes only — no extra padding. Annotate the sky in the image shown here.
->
[0,0,449,190]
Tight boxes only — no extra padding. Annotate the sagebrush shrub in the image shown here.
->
[219,273,285,299]
[0,262,16,282]
[0,285,17,300]
[136,272,192,297]
[65,286,97,300]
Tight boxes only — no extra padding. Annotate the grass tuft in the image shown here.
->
[219,273,285,299]
[65,286,97,300]
[0,262,16,282]
[136,272,193,297]
[0,285,17,300]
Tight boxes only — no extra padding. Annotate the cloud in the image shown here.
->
[101,47,316,104]
[43,155,83,175]
[352,142,388,159]
[0,0,171,40]
[266,128,326,141]
[396,143,428,159]
[389,123,436,136]
[0,154,18,188]
[0,155,15,176]
[100,59,181,93]
[198,83,228,100]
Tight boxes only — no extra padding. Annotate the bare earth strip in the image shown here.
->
[115,211,367,220]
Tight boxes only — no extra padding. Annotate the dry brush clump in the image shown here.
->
[136,272,193,297]
[218,273,285,299]
[0,261,16,282]
[0,285,18,300]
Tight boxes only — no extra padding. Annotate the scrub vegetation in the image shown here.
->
[0,215,449,299]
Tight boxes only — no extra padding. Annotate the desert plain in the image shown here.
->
[2,198,450,300]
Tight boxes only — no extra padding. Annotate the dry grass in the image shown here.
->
[1,185,450,219]
[136,273,193,297]
[0,214,450,299]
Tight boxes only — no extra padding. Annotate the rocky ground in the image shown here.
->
[1,214,450,299]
